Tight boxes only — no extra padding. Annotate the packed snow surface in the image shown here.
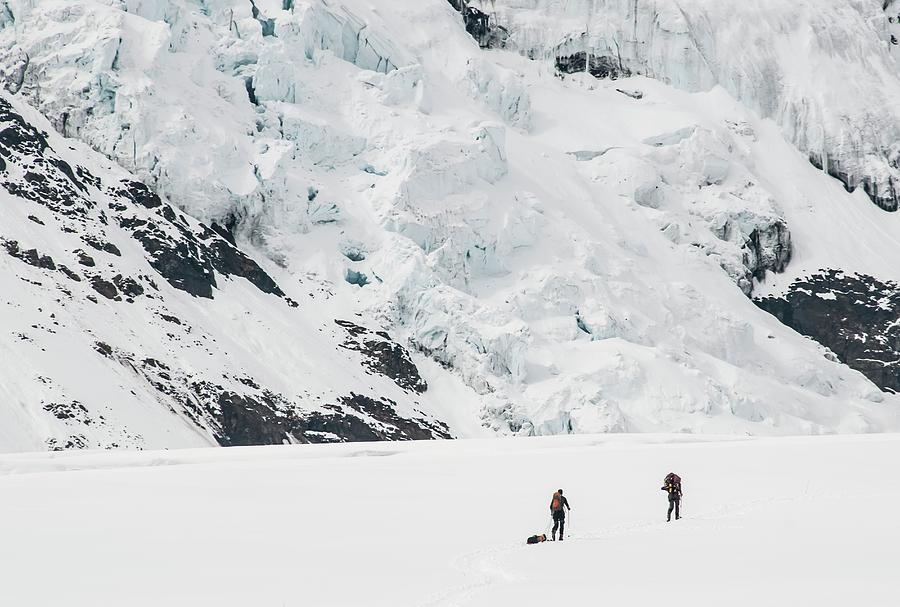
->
[0,434,897,605]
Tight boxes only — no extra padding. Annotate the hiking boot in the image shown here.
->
[676,515,681,520]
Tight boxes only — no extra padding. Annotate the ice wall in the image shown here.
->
[482,0,900,211]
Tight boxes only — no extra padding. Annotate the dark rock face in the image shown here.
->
[129,223,217,298]
[92,343,450,447]
[199,225,284,296]
[335,393,451,440]
[0,95,285,302]
[216,391,303,447]
[0,100,50,157]
[118,179,162,209]
[114,180,285,299]
[301,407,392,442]
[336,319,428,394]
[300,394,451,442]
[447,0,509,48]
[43,401,95,424]
[113,274,145,298]
[83,234,121,257]
[89,276,119,300]
[555,52,631,80]
[755,270,900,392]
[180,320,450,443]
[1,238,56,270]
[211,214,239,245]
[58,265,81,282]
[46,435,89,451]
[210,384,452,445]
[0,101,96,220]
[2,94,452,449]
[75,250,96,267]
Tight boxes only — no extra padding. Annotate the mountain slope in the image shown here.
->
[0,0,899,450]
[0,92,458,451]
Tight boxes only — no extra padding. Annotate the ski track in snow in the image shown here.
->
[419,543,524,607]
[0,434,898,605]
[420,494,799,606]
[423,481,899,606]
[418,485,885,606]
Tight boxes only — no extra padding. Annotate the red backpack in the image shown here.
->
[551,491,563,511]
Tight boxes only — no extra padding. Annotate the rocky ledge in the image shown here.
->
[755,270,900,392]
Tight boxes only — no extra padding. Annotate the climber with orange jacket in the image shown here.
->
[550,489,571,541]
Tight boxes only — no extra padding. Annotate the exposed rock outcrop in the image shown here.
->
[555,52,631,80]
[756,271,900,392]
[335,320,429,394]
[1,93,451,450]
[448,0,509,49]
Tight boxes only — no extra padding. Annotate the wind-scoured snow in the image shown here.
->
[1,0,900,448]
[0,434,896,605]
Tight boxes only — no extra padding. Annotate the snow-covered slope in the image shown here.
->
[0,92,461,451]
[478,0,900,212]
[0,434,897,605]
[1,0,900,450]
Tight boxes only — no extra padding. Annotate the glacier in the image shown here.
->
[476,0,900,211]
[1,0,900,451]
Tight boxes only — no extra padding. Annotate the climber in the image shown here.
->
[661,472,683,522]
[550,489,571,541]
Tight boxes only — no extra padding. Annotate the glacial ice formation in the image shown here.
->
[1,0,899,447]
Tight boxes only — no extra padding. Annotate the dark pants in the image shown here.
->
[667,495,681,521]
[552,510,566,539]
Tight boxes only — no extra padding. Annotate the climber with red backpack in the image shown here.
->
[662,472,682,522]
[549,489,571,540]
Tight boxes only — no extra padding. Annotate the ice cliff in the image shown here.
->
[474,0,900,211]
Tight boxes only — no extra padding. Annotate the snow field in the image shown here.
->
[0,434,896,606]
